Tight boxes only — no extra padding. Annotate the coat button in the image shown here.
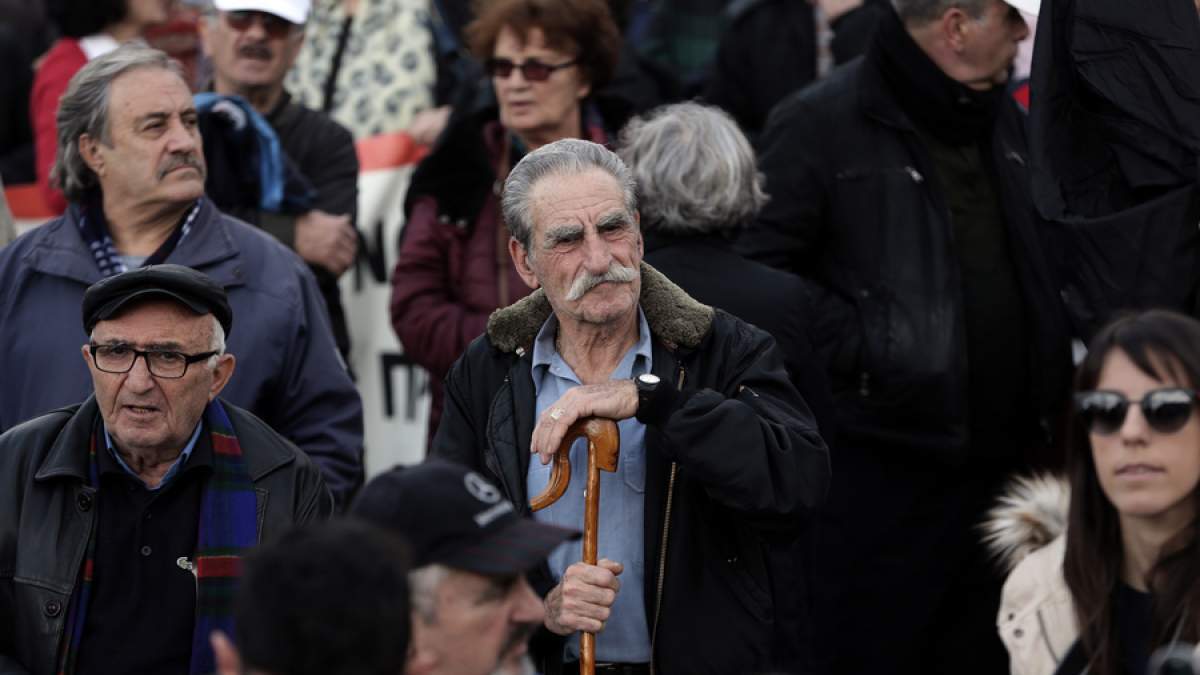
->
[76,492,93,512]
[140,545,153,557]
[44,600,63,617]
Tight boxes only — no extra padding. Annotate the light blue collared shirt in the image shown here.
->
[103,421,203,491]
[527,309,653,663]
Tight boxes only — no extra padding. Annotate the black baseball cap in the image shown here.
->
[82,264,233,337]
[352,460,579,575]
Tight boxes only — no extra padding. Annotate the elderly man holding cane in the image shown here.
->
[431,138,830,675]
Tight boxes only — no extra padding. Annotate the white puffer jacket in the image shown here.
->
[984,474,1077,675]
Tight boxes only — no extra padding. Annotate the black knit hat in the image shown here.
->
[352,460,579,575]
[82,264,233,336]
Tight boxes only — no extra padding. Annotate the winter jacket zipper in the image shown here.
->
[649,364,686,674]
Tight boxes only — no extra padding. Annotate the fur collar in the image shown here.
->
[982,473,1070,572]
[486,262,714,354]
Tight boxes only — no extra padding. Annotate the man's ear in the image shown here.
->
[508,237,541,290]
[211,631,242,675]
[79,134,104,177]
[941,7,971,52]
[208,353,237,401]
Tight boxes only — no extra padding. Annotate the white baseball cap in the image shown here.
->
[1003,0,1040,16]
[212,0,310,24]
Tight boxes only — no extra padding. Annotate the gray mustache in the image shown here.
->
[565,263,637,301]
[157,154,203,180]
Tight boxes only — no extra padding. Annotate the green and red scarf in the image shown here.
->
[57,399,256,674]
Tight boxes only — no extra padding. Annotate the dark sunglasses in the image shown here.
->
[223,10,295,38]
[1074,388,1200,435]
[485,57,578,82]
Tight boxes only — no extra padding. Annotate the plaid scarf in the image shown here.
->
[57,399,257,675]
[76,194,202,277]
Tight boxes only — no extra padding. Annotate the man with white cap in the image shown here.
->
[737,0,1071,673]
[198,0,359,357]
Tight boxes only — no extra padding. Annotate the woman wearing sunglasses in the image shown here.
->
[389,0,626,448]
[31,0,170,215]
[990,309,1200,675]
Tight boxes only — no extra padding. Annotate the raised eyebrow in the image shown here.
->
[596,211,631,229]
[544,223,584,244]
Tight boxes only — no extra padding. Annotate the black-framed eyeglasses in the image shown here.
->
[1074,388,1200,435]
[88,344,219,379]
[223,10,296,38]
[485,57,579,82]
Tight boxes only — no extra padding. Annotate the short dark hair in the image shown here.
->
[233,521,413,675]
[1065,309,1200,675]
[465,0,622,91]
[47,0,127,39]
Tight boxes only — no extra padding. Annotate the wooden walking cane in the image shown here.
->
[529,416,620,675]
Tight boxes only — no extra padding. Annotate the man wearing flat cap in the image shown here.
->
[353,460,576,675]
[0,43,364,508]
[0,264,333,675]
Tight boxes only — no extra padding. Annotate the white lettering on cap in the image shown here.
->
[474,501,514,528]
[464,472,502,504]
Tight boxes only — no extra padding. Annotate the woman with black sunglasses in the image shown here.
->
[388,0,628,449]
[988,309,1200,675]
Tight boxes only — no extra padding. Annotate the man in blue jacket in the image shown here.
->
[0,43,364,507]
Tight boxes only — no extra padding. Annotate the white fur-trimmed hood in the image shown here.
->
[982,473,1070,572]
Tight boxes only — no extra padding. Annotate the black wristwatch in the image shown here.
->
[635,373,661,417]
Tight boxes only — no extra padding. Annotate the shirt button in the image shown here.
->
[1013,628,1024,639]
[44,599,63,617]
[140,545,152,557]
[145,512,153,520]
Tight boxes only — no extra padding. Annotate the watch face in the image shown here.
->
[638,373,661,386]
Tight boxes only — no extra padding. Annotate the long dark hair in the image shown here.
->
[1064,309,1200,675]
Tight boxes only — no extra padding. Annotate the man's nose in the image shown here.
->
[510,577,545,624]
[242,14,270,40]
[1011,12,1030,41]
[124,354,157,392]
[580,231,613,273]
[165,119,198,153]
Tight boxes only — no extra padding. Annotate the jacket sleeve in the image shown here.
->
[275,263,365,509]
[736,97,829,274]
[638,319,831,521]
[428,346,488,472]
[389,196,491,377]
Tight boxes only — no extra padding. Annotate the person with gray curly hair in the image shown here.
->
[0,43,366,509]
[620,102,833,443]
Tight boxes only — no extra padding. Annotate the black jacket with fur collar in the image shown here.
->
[431,264,830,674]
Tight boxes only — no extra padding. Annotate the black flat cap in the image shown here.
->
[82,264,233,336]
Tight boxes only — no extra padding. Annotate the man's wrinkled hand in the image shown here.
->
[531,381,638,464]
[294,209,357,276]
[544,559,623,636]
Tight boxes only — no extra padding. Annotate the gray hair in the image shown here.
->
[892,0,992,23]
[408,563,451,624]
[54,43,185,203]
[617,102,767,235]
[500,138,638,252]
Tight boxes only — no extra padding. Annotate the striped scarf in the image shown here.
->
[57,399,257,675]
[77,196,202,277]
